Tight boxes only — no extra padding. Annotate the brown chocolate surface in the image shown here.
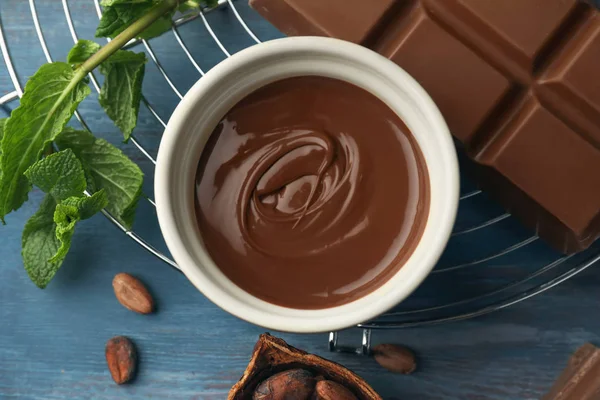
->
[249,0,600,253]
[194,77,429,309]
[542,343,600,399]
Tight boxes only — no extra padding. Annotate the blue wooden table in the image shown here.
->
[1,1,600,399]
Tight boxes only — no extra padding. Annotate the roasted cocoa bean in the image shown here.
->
[112,273,154,314]
[313,380,358,400]
[105,336,137,384]
[372,344,416,374]
[253,369,315,400]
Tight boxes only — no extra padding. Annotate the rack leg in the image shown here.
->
[328,329,372,356]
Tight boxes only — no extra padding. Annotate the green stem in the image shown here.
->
[182,0,200,8]
[80,0,179,74]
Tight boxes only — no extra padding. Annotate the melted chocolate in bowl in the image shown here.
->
[194,76,430,309]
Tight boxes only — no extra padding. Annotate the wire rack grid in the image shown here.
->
[1,0,599,355]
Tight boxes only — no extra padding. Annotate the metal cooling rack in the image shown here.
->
[1,0,599,356]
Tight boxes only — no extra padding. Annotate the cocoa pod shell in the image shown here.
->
[313,380,359,400]
[113,273,154,314]
[372,344,416,374]
[228,334,381,400]
[105,336,137,384]
[253,369,315,400]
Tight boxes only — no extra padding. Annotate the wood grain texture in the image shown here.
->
[1,1,600,399]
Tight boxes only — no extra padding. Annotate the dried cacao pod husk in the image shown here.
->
[228,333,381,400]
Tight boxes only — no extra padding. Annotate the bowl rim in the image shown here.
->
[155,36,459,333]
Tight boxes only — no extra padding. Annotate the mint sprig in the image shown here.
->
[96,0,219,40]
[99,50,147,141]
[0,0,176,223]
[22,195,62,288]
[22,190,108,288]
[56,128,143,229]
[67,40,147,141]
[97,1,177,40]
[51,190,108,263]
[24,149,87,202]
[0,0,216,288]
[23,151,108,287]
[67,40,102,65]
[101,0,150,6]
[0,63,90,222]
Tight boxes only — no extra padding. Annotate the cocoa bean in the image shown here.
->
[372,344,416,374]
[112,273,154,314]
[313,380,358,400]
[253,369,315,400]
[105,336,137,384]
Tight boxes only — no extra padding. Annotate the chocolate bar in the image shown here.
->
[249,0,600,253]
[542,343,600,399]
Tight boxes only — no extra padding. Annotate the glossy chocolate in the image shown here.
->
[249,0,600,253]
[543,343,600,399]
[194,77,429,309]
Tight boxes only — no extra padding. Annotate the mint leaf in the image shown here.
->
[95,7,125,38]
[0,62,90,222]
[66,39,149,145]
[61,190,108,220]
[51,190,108,263]
[136,10,175,39]
[67,40,101,64]
[24,149,87,202]
[23,149,107,272]
[96,1,174,40]
[22,189,107,287]
[13,0,177,289]
[101,0,150,6]
[51,204,78,264]
[179,0,219,12]
[22,195,61,288]
[178,2,197,13]
[99,50,147,141]
[55,128,143,228]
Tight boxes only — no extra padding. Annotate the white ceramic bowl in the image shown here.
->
[155,37,459,333]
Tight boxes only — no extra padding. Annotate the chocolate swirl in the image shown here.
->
[240,128,360,258]
[195,77,429,309]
